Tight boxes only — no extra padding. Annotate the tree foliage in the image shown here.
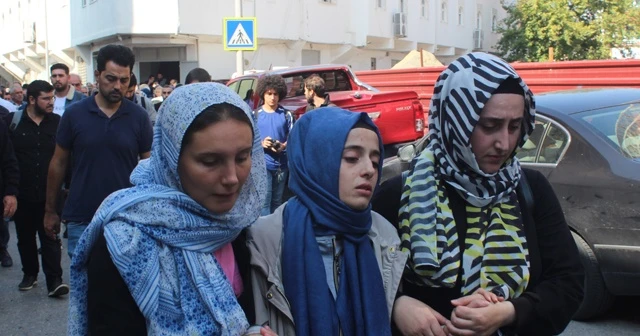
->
[496,0,640,62]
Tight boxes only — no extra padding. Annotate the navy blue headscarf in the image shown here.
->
[281,107,391,336]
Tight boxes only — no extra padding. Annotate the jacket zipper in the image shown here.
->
[333,237,343,336]
[333,237,340,292]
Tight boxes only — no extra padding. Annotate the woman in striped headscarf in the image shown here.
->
[68,83,276,335]
[378,53,584,335]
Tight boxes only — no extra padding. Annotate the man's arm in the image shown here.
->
[138,110,153,160]
[44,145,70,238]
[1,121,19,217]
[144,97,157,125]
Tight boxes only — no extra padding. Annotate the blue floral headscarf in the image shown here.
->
[68,83,267,335]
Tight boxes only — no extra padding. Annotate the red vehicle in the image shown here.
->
[226,64,425,156]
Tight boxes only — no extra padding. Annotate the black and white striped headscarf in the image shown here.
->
[428,52,535,206]
[397,53,536,296]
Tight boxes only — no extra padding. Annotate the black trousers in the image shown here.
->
[14,199,62,283]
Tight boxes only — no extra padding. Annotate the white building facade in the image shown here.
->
[0,0,507,85]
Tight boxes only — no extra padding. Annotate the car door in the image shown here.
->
[228,78,257,109]
[516,114,571,178]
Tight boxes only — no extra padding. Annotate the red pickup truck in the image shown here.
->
[226,64,425,156]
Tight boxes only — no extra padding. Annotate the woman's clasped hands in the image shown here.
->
[394,288,515,336]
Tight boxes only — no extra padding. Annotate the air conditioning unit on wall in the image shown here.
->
[394,12,407,38]
[473,29,484,49]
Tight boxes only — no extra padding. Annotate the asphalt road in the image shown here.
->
[0,222,638,335]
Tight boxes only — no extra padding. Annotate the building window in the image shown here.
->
[320,0,334,3]
[421,0,428,18]
[377,0,385,8]
[491,8,498,32]
[82,0,87,7]
[371,57,377,70]
[441,1,448,23]
[476,10,482,29]
[458,6,464,25]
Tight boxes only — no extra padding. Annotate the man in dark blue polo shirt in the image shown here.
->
[43,45,153,258]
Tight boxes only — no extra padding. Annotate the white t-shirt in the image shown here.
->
[0,98,17,113]
[53,96,66,116]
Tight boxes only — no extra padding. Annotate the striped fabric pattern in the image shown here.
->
[399,52,535,297]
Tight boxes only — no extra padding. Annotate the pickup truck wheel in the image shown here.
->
[571,232,615,321]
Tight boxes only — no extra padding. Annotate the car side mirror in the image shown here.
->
[398,144,416,163]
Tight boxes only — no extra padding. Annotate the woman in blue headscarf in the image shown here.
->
[68,83,275,335]
[246,107,409,335]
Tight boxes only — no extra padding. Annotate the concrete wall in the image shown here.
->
[1,0,507,83]
[476,0,506,51]
[70,0,180,46]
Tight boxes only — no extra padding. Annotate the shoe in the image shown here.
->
[18,275,38,291]
[48,279,69,297]
[1,248,12,267]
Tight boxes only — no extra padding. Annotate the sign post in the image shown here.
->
[224,12,257,76]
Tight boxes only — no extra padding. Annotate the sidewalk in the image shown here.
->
[0,221,69,336]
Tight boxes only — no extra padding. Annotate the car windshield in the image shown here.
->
[281,70,354,98]
[578,103,640,160]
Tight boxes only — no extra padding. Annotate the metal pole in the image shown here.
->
[235,0,244,76]
[44,0,50,79]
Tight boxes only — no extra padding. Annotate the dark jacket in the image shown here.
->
[0,105,9,118]
[372,168,584,336]
[64,85,85,107]
[304,93,337,112]
[0,118,20,203]
[4,111,60,202]
[86,231,255,334]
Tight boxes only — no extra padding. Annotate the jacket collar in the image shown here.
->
[66,85,77,101]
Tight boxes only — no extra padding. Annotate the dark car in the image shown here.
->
[381,88,640,320]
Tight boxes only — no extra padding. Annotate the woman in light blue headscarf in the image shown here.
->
[68,83,271,335]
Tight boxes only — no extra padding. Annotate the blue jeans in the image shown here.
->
[262,169,288,216]
[66,221,89,260]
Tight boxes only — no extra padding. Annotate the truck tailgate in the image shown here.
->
[330,91,422,145]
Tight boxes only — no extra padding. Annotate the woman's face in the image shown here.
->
[470,93,525,174]
[338,128,381,211]
[178,118,253,214]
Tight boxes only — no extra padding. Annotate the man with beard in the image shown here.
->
[4,80,69,296]
[50,64,84,116]
[124,74,157,125]
[304,75,336,112]
[43,45,153,259]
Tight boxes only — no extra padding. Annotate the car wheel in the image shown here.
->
[571,231,615,320]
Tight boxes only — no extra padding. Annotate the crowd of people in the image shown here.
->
[0,44,585,336]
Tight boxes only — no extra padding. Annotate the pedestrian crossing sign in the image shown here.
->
[223,17,257,51]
